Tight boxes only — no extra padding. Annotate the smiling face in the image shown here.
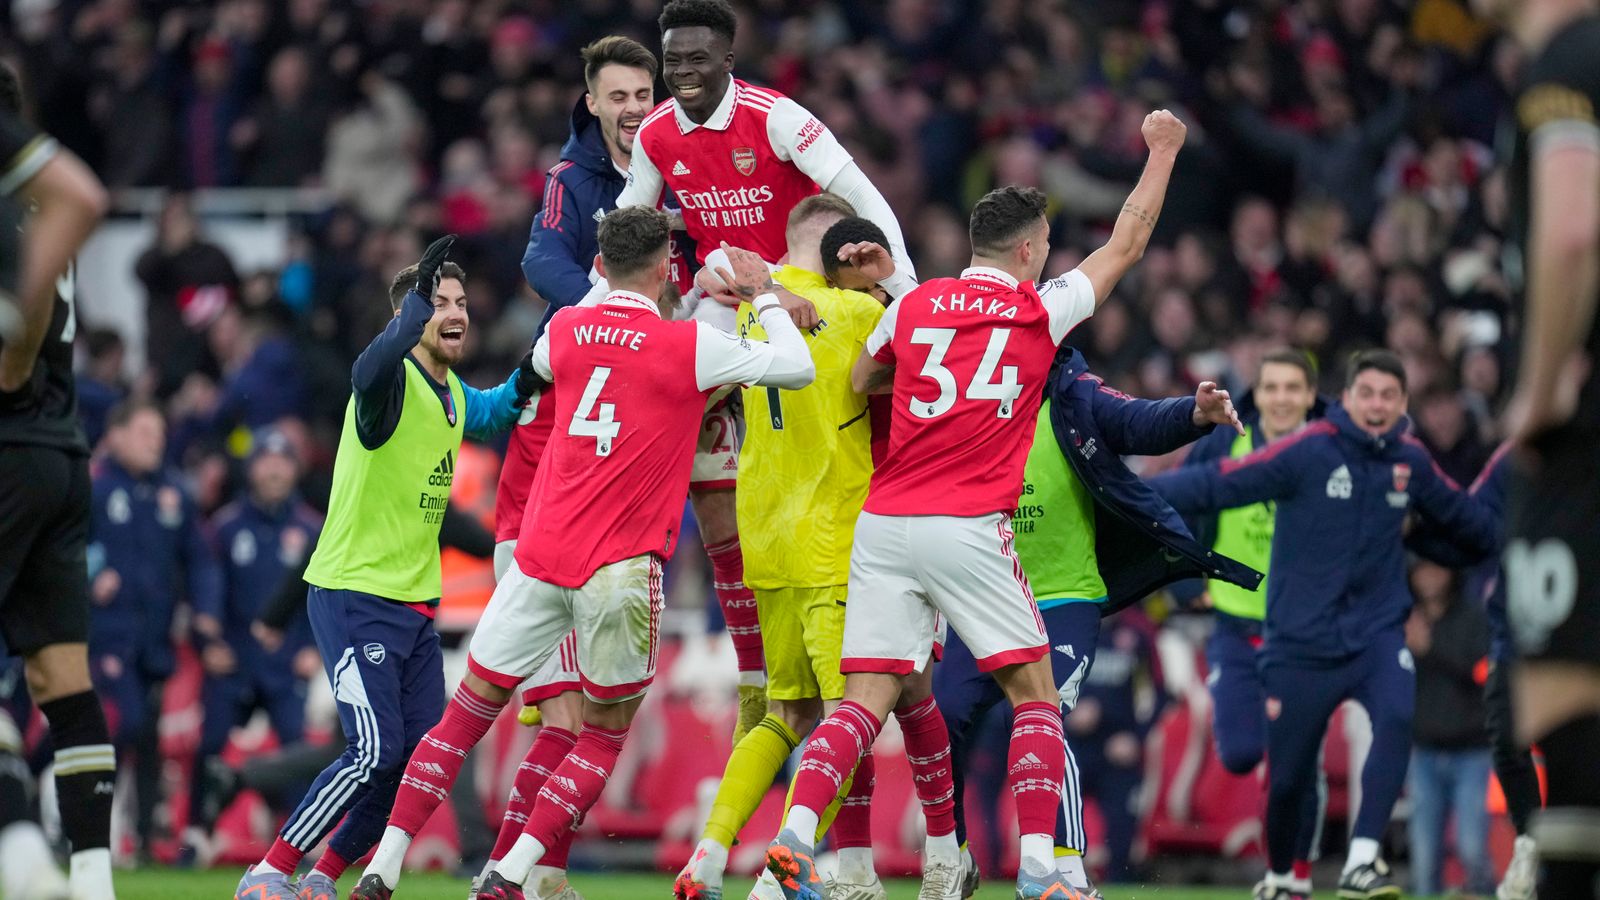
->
[1256,360,1317,440]
[416,277,469,368]
[587,62,655,162]
[1343,367,1407,437]
[662,26,732,122]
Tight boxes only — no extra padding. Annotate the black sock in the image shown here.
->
[38,691,114,854]
[1535,715,1600,899]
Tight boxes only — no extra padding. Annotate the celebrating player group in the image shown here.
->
[189,1,1600,900]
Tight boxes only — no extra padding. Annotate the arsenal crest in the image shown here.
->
[1392,463,1411,492]
[732,147,756,176]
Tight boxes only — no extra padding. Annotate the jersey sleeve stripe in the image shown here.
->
[740,94,776,111]
[540,161,573,228]
[0,135,56,197]
[641,105,676,129]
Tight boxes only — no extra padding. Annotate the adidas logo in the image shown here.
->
[1009,752,1048,774]
[412,760,447,778]
[811,737,832,753]
[429,450,455,487]
[721,456,738,471]
[510,787,525,803]
[1054,644,1075,659]
[553,775,579,794]
[94,781,114,795]
[672,160,691,175]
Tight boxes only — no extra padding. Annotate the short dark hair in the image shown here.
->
[1346,348,1407,392]
[969,186,1048,257]
[787,193,856,233]
[107,398,161,431]
[1258,348,1316,388]
[658,0,737,43]
[820,217,891,282]
[389,261,466,311]
[581,36,658,92]
[0,62,21,116]
[598,206,672,281]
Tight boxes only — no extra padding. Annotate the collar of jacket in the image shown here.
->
[560,97,623,180]
[1327,402,1413,454]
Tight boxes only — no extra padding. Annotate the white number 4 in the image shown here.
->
[908,327,1022,419]
[569,366,621,456]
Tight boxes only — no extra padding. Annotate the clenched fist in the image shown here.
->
[1141,109,1187,157]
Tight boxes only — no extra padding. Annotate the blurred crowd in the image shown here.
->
[2,0,1518,886]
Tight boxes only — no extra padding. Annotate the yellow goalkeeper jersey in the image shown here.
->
[736,265,885,589]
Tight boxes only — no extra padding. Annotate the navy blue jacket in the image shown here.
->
[88,459,222,678]
[521,100,626,330]
[1046,349,1264,616]
[204,493,322,676]
[1179,389,1329,549]
[1151,404,1498,663]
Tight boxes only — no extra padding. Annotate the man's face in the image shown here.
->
[586,63,654,159]
[662,26,732,120]
[109,409,165,475]
[417,277,469,368]
[250,452,297,506]
[1255,361,1316,438]
[1342,368,1407,437]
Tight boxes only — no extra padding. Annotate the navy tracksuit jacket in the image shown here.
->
[198,494,323,752]
[1150,403,1496,871]
[88,458,220,741]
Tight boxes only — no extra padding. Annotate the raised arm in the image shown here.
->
[1149,425,1314,514]
[0,114,107,391]
[1075,110,1186,306]
[351,236,454,447]
[764,96,919,298]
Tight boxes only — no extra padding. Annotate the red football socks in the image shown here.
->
[388,684,506,836]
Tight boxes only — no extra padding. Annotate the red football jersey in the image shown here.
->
[863,267,1097,517]
[514,291,815,587]
[492,394,556,543]
[621,78,853,265]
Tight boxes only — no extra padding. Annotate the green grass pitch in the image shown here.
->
[108,869,1285,899]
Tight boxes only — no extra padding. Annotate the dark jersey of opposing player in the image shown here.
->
[0,109,85,455]
[1505,14,1600,428]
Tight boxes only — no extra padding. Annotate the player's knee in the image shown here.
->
[538,690,584,732]
[363,728,409,778]
[22,643,92,703]
[773,697,821,734]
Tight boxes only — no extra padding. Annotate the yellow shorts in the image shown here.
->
[757,585,846,701]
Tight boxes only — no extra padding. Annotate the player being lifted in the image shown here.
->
[353,208,815,900]
[764,109,1189,900]
[619,0,917,296]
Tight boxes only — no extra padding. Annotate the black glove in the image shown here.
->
[413,234,457,297]
[514,342,549,402]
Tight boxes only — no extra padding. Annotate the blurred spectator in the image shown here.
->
[86,20,172,187]
[1065,608,1163,882]
[323,71,422,223]
[183,429,321,864]
[1405,560,1493,897]
[134,194,239,396]
[233,46,329,187]
[76,327,128,450]
[1413,385,1491,486]
[88,400,220,858]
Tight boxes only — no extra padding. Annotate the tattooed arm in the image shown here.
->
[1076,110,1186,306]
